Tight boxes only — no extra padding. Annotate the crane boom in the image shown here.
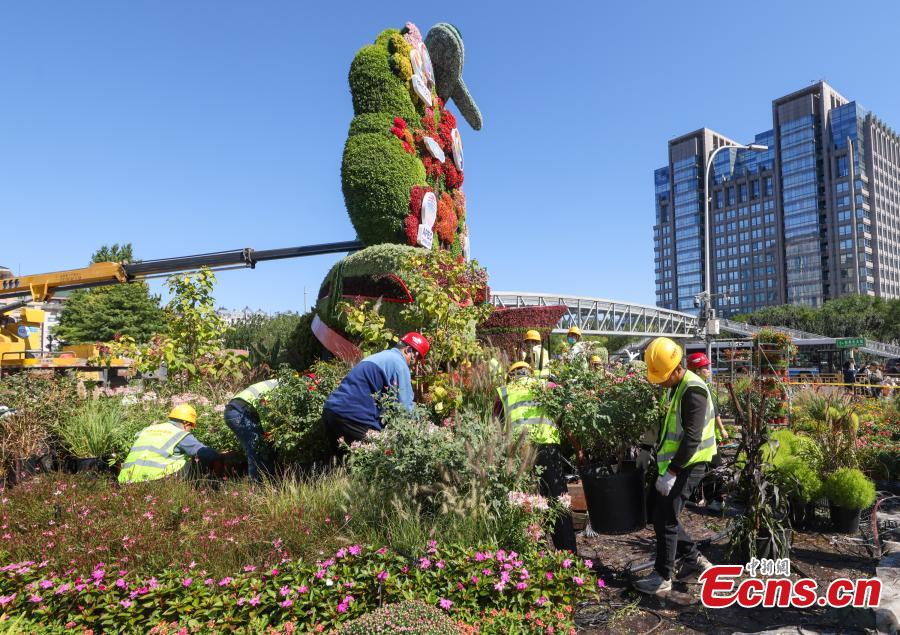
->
[0,239,363,313]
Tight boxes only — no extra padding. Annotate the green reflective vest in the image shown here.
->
[118,421,190,484]
[522,345,550,378]
[657,370,717,476]
[497,379,560,445]
[233,379,278,407]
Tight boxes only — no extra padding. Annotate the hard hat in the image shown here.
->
[644,337,683,384]
[590,355,602,365]
[169,404,197,426]
[524,330,541,342]
[400,332,430,359]
[567,326,582,337]
[687,352,711,370]
[507,361,532,376]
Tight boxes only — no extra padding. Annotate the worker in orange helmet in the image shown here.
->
[321,332,429,456]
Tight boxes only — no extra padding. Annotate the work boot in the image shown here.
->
[633,571,672,595]
[677,555,714,579]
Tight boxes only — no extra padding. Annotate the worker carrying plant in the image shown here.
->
[522,330,550,379]
[118,404,227,484]
[321,332,429,454]
[494,361,576,553]
[633,337,717,595]
[224,379,279,482]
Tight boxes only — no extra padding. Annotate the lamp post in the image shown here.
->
[702,142,768,363]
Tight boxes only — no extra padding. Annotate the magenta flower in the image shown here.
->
[280,585,291,597]
[0,594,15,605]
[249,595,260,606]
[475,552,486,562]
[182,578,193,587]
[536,596,548,606]
[243,565,257,572]
[218,577,233,586]
[348,545,362,556]
[562,558,572,569]
[39,580,53,589]
[584,559,594,569]
[280,599,293,608]
[436,560,445,569]
[419,557,431,570]
[376,571,388,582]
[204,578,214,586]
[336,548,348,558]
[115,578,126,589]
[91,569,105,580]
[545,572,554,581]
[597,579,606,588]
[297,585,309,594]
[28,594,42,603]
[573,576,584,586]
[482,569,493,576]
[337,602,348,613]
[54,583,70,595]
[493,581,506,592]
[120,599,132,608]
[439,598,452,610]
[516,582,528,590]
[470,575,479,584]
[148,577,159,589]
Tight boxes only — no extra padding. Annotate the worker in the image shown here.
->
[224,379,279,482]
[686,353,728,442]
[589,355,603,371]
[522,330,550,378]
[686,352,728,511]
[119,404,225,484]
[634,337,717,595]
[494,361,576,553]
[322,332,429,454]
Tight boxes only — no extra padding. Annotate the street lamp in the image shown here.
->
[702,142,769,363]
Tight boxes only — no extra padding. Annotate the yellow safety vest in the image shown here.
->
[118,422,190,484]
[657,370,717,476]
[233,379,278,407]
[497,379,560,445]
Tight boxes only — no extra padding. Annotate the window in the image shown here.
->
[764,176,773,196]
[751,180,760,199]
[836,155,849,177]
[739,184,748,202]
[715,191,723,209]
[727,187,735,205]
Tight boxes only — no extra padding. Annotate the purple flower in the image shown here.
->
[0,594,15,605]
[297,585,309,593]
[376,571,388,582]
[536,596,548,606]
[348,545,362,556]
[337,602,349,613]
[115,578,127,589]
[28,594,42,603]
[182,578,193,587]
[439,598,452,610]
[516,582,528,590]
[249,594,260,606]
[120,599,132,608]
[573,576,584,586]
[218,577,233,587]
[280,585,291,597]
[280,599,293,608]
[39,580,53,589]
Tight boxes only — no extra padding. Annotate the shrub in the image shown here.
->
[255,361,348,467]
[775,456,822,503]
[822,467,877,510]
[284,310,330,372]
[55,397,124,459]
[348,42,419,123]
[223,311,303,368]
[337,600,462,635]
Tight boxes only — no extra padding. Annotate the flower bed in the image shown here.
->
[0,544,599,633]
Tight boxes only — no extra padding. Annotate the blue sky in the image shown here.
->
[3,1,900,313]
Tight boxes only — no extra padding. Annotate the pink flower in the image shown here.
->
[148,577,159,589]
[516,582,528,590]
[280,599,293,608]
[436,560,445,569]
[536,596,548,606]
[597,579,606,588]
[114,578,126,588]
[419,557,431,570]
[120,599,132,608]
[439,598,452,610]
[297,585,309,594]
[182,578,192,587]
[335,548,347,558]
[583,559,593,569]
[0,594,15,605]
[470,575,478,584]
[573,576,584,586]
[249,595,260,606]
[376,547,387,555]
[91,569,105,580]
[28,594,42,603]
[204,578,214,586]
[376,571,388,582]
[237,597,246,606]
[475,552,487,562]
[54,583,70,595]
[545,572,554,581]
[218,577,233,586]
[39,580,53,589]
[314,569,326,579]
[562,559,572,569]
[482,569,493,576]
[280,585,291,597]
[336,602,348,613]
[494,581,506,592]
[349,545,362,556]
[243,565,257,572]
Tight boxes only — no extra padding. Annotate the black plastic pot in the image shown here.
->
[789,499,816,530]
[70,457,115,474]
[580,461,646,534]
[829,503,861,534]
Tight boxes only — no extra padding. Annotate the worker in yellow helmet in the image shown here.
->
[493,362,576,553]
[633,337,717,595]
[522,330,550,378]
[589,354,603,371]
[118,404,227,484]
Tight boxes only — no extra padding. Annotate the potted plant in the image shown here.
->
[774,456,821,530]
[56,398,123,473]
[538,363,663,534]
[726,383,792,561]
[821,467,877,533]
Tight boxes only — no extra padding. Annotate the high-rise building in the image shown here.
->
[654,81,900,317]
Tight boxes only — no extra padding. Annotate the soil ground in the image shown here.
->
[573,503,880,634]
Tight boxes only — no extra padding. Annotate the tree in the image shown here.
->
[54,244,165,344]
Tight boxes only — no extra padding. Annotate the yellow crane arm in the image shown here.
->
[1,262,128,304]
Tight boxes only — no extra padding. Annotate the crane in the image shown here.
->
[0,240,362,375]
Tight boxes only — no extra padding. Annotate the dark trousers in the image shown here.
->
[654,463,706,579]
[536,444,577,553]
[321,408,376,457]
[224,399,275,482]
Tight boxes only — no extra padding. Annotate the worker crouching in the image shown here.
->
[224,379,279,482]
[494,361,577,553]
[119,404,226,484]
[634,337,717,595]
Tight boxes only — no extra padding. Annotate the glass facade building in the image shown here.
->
[654,82,900,316]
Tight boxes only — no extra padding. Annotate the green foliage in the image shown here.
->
[255,361,348,466]
[284,310,329,372]
[55,244,165,344]
[822,467,877,510]
[738,294,900,343]
[774,456,822,503]
[338,600,461,635]
[794,393,860,474]
[55,397,124,459]
[347,112,399,138]
[222,311,302,369]
[348,41,419,123]
[538,364,663,468]
[341,132,426,246]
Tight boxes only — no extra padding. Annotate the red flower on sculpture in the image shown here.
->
[404,213,419,245]
[444,162,464,189]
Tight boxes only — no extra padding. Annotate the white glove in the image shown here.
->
[655,470,677,496]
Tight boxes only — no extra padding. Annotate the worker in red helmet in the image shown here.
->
[686,353,728,441]
[686,352,729,511]
[321,332,429,455]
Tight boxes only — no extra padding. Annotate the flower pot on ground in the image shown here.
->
[773,456,821,531]
[821,467,876,534]
[736,527,793,563]
[537,364,664,535]
[580,461,646,534]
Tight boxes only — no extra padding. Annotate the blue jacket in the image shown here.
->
[324,348,414,429]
